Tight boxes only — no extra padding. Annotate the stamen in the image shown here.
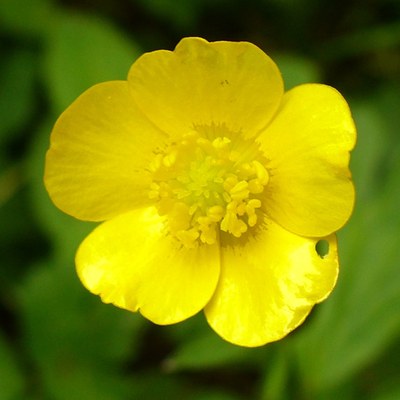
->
[149,133,269,247]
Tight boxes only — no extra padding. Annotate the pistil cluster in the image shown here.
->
[149,132,269,247]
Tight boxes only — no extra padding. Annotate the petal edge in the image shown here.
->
[76,208,221,325]
[205,219,338,347]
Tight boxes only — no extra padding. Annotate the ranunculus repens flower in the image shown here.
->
[45,37,356,347]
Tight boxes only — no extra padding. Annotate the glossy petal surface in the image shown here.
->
[205,219,338,347]
[128,37,283,139]
[76,207,220,324]
[44,38,356,347]
[45,81,167,221]
[258,83,356,237]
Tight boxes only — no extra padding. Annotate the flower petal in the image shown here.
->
[205,218,338,347]
[76,207,220,325]
[45,81,167,222]
[258,83,356,237]
[128,37,283,139]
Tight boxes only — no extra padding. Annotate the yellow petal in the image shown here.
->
[205,218,338,347]
[258,83,356,237]
[128,37,283,140]
[45,81,168,222]
[76,207,220,324]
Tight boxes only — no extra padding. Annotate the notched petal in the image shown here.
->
[205,219,338,347]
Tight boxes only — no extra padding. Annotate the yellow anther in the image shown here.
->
[149,153,163,172]
[248,179,264,194]
[212,137,231,149]
[223,175,238,191]
[207,205,224,222]
[158,182,171,198]
[226,201,237,211]
[196,137,209,146]
[239,162,254,176]
[176,229,199,249]
[247,199,262,209]
[163,150,177,167]
[214,176,224,184]
[199,225,217,244]
[197,216,212,227]
[150,133,269,247]
[230,180,249,201]
[231,217,248,237]
[248,214,257,227]
[253,160,269,185]
[220,211,233,233]
[223,191,231,203]
[236,202,246,216]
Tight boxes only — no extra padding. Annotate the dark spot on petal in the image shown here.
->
[315,239,329,258]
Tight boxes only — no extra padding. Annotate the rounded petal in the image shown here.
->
[205,218,338,347]
[128,37,283,139]
[258,83,356,237]
[76,207,220,325]
[45,81,168,222]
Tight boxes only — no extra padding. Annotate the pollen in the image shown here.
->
[149,132,269,247]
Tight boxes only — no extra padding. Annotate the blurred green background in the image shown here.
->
[1,0,400,399]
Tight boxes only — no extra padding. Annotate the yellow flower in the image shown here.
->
[44,37,356,347]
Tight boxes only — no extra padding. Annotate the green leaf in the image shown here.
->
[191,390,242,400]
[0,331,24,399]
[164,329,259,372]
[373,387,400,400]
[164,312,210,343]
[133,0,201,30]
[293,182,400,394]
[260,347,290,400]
[129,373,187,400]
[0,50,36,146]
[0,0,53,37]
[292,95,400,395]
[19,261,143,365]
[362,339,400,400]
[44,11,141,113]
[19,261,144,399]
[321,23,400,60]
[42,362,137,400]
[347,99,388,203]
[273,53,321,90]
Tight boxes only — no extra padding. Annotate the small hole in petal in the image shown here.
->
[315,240,329,258]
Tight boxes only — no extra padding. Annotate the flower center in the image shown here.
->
[148,132,269,248]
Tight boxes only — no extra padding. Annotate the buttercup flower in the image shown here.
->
[45,37,356,347]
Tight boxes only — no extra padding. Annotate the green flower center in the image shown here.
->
[149,132,269,247]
